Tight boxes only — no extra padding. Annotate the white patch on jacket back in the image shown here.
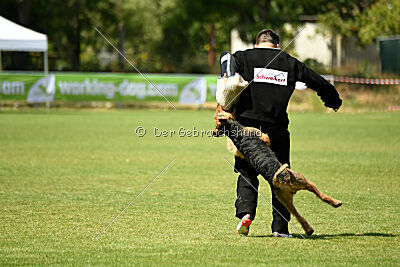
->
[254,68,288,86]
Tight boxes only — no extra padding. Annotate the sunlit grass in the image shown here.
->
[0,109,399,265]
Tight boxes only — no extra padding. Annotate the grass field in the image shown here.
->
[1,109,399,265]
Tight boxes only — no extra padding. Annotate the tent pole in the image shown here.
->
[44,51,50,113]
[44,51,48,75]
[0,50,2,112]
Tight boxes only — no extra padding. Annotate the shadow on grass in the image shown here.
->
[249,232,398,240]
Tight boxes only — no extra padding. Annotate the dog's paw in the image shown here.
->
[306,227,314,236]
[332,200,343,208]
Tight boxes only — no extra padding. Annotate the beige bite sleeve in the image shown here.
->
[216,74,248,110]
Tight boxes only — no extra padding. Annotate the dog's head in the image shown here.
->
[213,105,235,136]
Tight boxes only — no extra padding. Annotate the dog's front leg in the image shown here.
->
[273,188,314,236]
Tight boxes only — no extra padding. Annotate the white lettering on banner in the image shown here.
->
[119,80,147,99]
[58,81,83,95]
[147,83,178,97]
[85,79,115,99]
[58,79,179,99]
[59,79,115,99]
[254,68,288,86]
[0,81,25,95]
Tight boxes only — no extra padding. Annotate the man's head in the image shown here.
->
[255,29,279,48]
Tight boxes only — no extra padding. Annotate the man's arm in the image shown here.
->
[232,51,244,75]
[294,59,342,110]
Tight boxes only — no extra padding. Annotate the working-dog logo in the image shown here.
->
[179,77,206,105]
[27,75,55,103]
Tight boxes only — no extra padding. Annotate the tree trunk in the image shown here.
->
[119,22,125,71]
[72,1,81,70]
[13,0,32,70]
[208,23,215,66]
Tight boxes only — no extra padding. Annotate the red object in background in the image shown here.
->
[208,23,215,67]
[334,76,400,85]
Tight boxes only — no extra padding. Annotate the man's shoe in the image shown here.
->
[272,232,293,238]
[237,214,252,236]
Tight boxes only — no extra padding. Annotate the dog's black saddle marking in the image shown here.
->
[222,120,282,185]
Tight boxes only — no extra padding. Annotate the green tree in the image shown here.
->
[0,0,118,71]
[358,0,400,44]
[319,0,400,45]
[156,0,335,73]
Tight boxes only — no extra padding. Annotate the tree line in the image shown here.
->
[0,0,398,73]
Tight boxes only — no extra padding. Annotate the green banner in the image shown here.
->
[0,72,219,103]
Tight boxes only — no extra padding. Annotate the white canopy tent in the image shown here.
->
[0,16,51,111]
[0,16,48,74]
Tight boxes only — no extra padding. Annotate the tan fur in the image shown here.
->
[259,133,271,146]
[213,104,227,136]
[243,127,271,146]
[227,139,245,158]
[272,166,342,235]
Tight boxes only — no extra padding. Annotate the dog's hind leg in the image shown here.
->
[285,169,343,208]
[273,189,314,236]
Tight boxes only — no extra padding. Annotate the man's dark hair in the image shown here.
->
[256,29,279,45]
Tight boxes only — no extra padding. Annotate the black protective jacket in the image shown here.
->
[233,47,342,127]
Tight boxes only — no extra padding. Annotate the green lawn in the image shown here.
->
[1,109,399,265]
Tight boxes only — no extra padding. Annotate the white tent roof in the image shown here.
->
[0,16,47,52]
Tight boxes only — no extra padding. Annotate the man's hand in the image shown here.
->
[318,92,342,111]
[330,98,342,111]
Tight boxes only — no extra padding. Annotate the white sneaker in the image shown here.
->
[273,232,293,238]
[237,214,252,236]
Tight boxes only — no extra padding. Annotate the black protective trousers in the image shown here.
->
[234,116,291,234]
